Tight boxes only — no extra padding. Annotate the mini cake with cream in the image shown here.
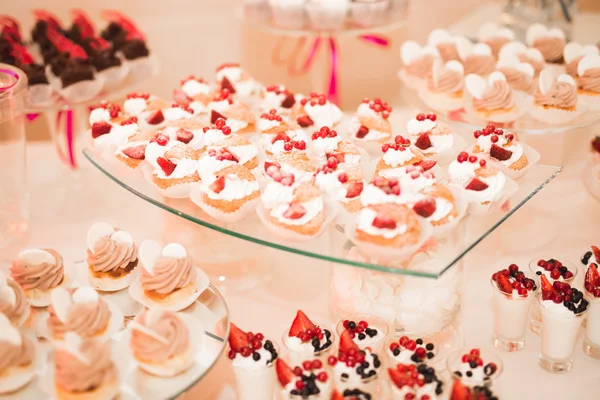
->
[348,98,393,146]
[150,143,201,198]
[498,41,545,76]
[406,113,454,159]
[375,135,424,179]
[526,24,565,64]
[496,55,536,94]
[179,75,212,114]
[208,88,256,134]
[448,152,507,207]
[355,203,422,248]
[291,92,343,130]
[458,42,496,77]
[421,59,465,111]
[576,54,600,108]
[215,62,260,99]
[400,41,440,88]
[473,124,528,171]
[259,84,296,113]
[478,22,515,57]
[259,109,307,154]
[198,135,259,181]
[465,71,522,123]
[530,71,580,124]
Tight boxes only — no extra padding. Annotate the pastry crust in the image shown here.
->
[266,210,326,236]
[152,172,201,189]
[355,204,421,247]
[143,282,198,304]
[201,190,260,213]
[375,151,424,176]
[55,378,118,400]
[116,153,144,169]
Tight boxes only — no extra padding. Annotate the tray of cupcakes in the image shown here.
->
[0,9,157,110]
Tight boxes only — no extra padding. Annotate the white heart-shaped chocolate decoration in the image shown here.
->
[498,41,527,60]
[0,271,16,306]
[162,243,187,259]
[563,42,583,63]
[465,74,488,100]
[400,41,421,65]
[472,43,492,57]
[145,308,164,326]
[139,240,163,275]
[516,62,535,77]
[478,21,499,41]
[557,74,576,87]
[62,332,90,365]
[51,287,72,323]
[525,48,544,62]
[0,314,21,346]
[488,71,506,84]
[72,287,99,304]
[578,54,600,77]
[427,28,453,45]
[547,27,565,39]
[17,248,54,265]
[456,37,474,60]
[496,27,515,40]
[87,222,115,252]
[526,23,549,45]
[445,60,464,74]
[497,54,520,69]
[111,230,133,246]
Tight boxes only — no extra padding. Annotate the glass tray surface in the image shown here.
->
[83,148,561,279]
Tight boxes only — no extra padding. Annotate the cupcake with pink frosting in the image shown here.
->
[10,248,69,307]
[530,71,581,124]
[399,41,440,90]
[0,272,30,327]
[130,241,209,311]
[458,42,496,77]
[478,22,515,58]
[563,42,599,78]
[498,42,545,76]
[526,24,566,65]
[465,71,528,123]
[0,314,37,394]
[130,309,196,377]
[576,54,600,108]
[496,55,536,94]
[45,287,123,342]
[54,334,118,400]
[420,59,465,111]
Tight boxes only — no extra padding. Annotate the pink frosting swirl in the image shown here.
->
[405,54,436,79]
[436,43,459,62]
[427,69,463,93]
[485,37,511,57]
[517,54,544,76]
[463,55,496,76]
[47,298,111,339]
[0,334,34,374]
[498,67,534,93]
[533,37,565,63]
[566,56,582,77]
[140,254,196,295]
[473,80,514,111]
[86,236,138,273]
[0,278,29,325]
[131,311,190,363]
[534,82,577,108]
[578,68,600,93]
[10,248,64,291]
[55,339,116,393]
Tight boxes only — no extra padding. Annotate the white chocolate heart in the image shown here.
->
[465,74,487,100]
[139,240,163,275]
[427,28,453,45]
[516,62,535,77]
[499,41,527,60]
[0,271,16,307]
[162,243,187,259]
[432,59,464,86]
[0,314,21,346]
[527,23,565,45]
[400,41,439,65]
[51,287,73,323]
[62,332,90,365]
[525,48,544,62]
[488,71,507,84]
[577,54,600,77]
[479,21,515,41]
[456,38,474,60]
[110,230,133,246]
[17,248,54,265]
[472,43,492,57]
[557,74,576,86]
[130,318,169,345]
[87,222,116,252]
[72,287,99,304]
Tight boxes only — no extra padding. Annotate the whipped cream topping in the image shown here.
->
[189,100,207,114]
[540,298,580,317]
[153,157,198,180]
[203,128,230,146]
[261,182,295,209]
[209,99,231,114]
[535,81,577,109]
[226,119,250,133]
[421,134,454,155]
[269,197,323,226]
[87,234,137,273]
[124,98,148,116]
[449,160,507,204]
[279,163,315,183]
[261,89,287,111]
[304,101,342,128]
[357,102,380,120]
[47,296,111,339]
[359,183,421,206]
[140,253,197,295]
[217,66,243,83]
[232,346,274,370]
[131,311,190,364]
[258,117,283,132]
[456,362,487,386]
[407,118,437,135]
[162,107,192,122]
[283,331,331,354]
[476,134,523,166]
[235,80,258,97]
[89,108,112,125]
[357,208,408,239]
[11,248,64,291]
[429,198,454,223]
[182,80,210,98]
[382,148,418,168]
[145,139,178,169]
[312,135,342,155]
[0,277,28,325]
[202,174,259,201]
[315,170,345,197]
[197,155,237,182]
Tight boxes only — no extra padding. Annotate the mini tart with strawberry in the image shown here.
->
[315,163,364,212]
[259,84,296,114]
[418,184,460,226]
[324,140,363,168]
[291,92,343,131]
[310,126,343,157]
[448,152,507,206]
[201,117,235,147]
[197,135,259,182]
[163,118,207,151]
[492,264,538,298]
[92,114,144,158]
[284,310,334,357]
[274,148,318,183]
[348,98,393,146]
[208,89,256,134]
[215,62,260,99]
[263,182,327,237]
[389,363,443,400]
[473,124,528,171]
[270,136,310,159]
[196,165,260,220]
[276,358,332,399]
[90,100,123,127]
[123,92,167,117]
[258,109,305,150]
[160,102,195,123]
[145,131,183,170]
[228,323,278,368]
[328,329,382,390]
[355,204,422,248]
[406,113,454,158]
[387,335,437,365]
[375,136,425,179]
[584,262,600,298]
[178,75,212,114]
[150,144,201,198]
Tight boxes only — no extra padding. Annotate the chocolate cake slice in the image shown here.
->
[90,48,122,72]
[59,58,95,88]
[121,39,150,60]
[20,63,50,86]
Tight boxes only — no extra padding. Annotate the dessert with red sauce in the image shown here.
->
[208,88,256,134]
[386,335,437,366]
[583,250,600,358]
[491,263,537,351]
[388,362,444,399]
[348,98,393,148]
[473,124,529,172]
[292,92,343,131]
[276,358,333,399]
[375,135,424,179]
[282,310,334,365]
[448,348,500,387]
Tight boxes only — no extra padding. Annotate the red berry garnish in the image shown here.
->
[327,356,337,366]
[317,372,328,382]
[293,366,303,376]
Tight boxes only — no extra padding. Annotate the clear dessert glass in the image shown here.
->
[232,342,279,400]
[282,326,336,366]
[528,257,578,335]
[384,334,439,369]
[583,290,600,359]
[335,314,389,354]
[491,277,537,352]
[334,372,380,398]
[537,293,587,373]
[446,348,503,388]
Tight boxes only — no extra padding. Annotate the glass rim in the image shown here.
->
[445,347,504,382]
[0,64,27,95]
[489,276,537,298]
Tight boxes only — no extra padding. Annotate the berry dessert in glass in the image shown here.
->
[276,358,333,399]
[537,275,589,372]
[447,348,501,388]
[291,92,343,131]
[328,329,382,395]
[388,362,444,400]
[282,310,334,365]
[347,98,393,152]
[490,263,538,352]
[385,335,437,366]
[229,322,279,400]
[583,250,600,358]
[335,315,388,354]
[450,379,499,400]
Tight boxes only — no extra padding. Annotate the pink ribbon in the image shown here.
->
[272,34,390,105]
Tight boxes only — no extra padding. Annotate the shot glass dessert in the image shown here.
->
[336,314,388,354]
[388,363,444,400]
[450,379,499,400]
[276,358,333,399]
[538,275,589,372]
[282,310,334,365]
[228,322,279,400]
[447,348,501,388]
[583,261,600,358]
[386,335,437,366]
[491,264,538,351]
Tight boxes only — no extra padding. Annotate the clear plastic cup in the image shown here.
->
[583,291,600,359]
[335,314,389,354]
[232,342,279,400]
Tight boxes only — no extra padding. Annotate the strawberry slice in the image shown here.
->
[326,152,345,164]
[281,93,296,109]
[388,367,415,391]
[585,264,600,292]
[264,161,280,173]
[490,144,513,161]
[415,132,432,150]
[157,157,176,176]
[414,159,437,171]
[346,181,364,199]
[91,121,112,138]
[271,132,290,144]
[221,76,236,94]
[289,310,317,338]
[591,136,600,154]
[176,129,194,144]
[450,379,470,400]
[339,329,361,355]
[209,176,225,193]
[275,359,295,388]
[146,109,165,125]
[297,114,314,127]
[413,198,437,218]
[540,274,557,300]
[593,245,600,263]
[331,391,344,400]
[465,177,489,191]
[211,110,228,124]
[372,216,397,229]
[173,88,188,103]
[496,273,513,294]
[122,145,146,160]
[356,125,369,139]
[283,203,306,220]
[228,323,249,352]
